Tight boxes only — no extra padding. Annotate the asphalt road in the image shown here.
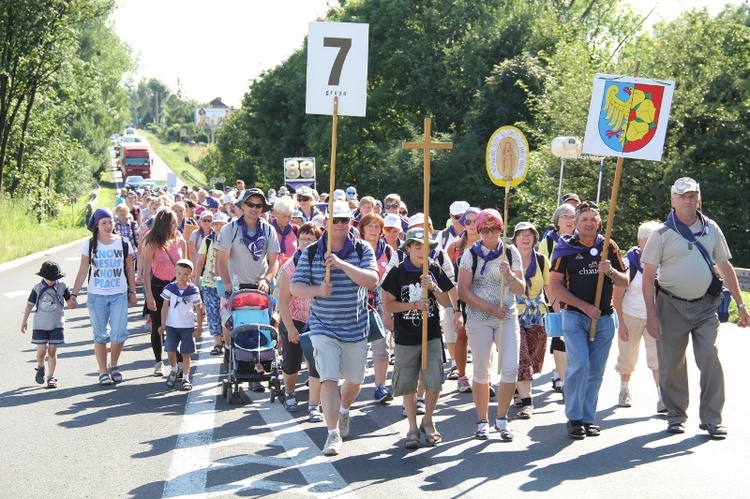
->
[2,238,749,498]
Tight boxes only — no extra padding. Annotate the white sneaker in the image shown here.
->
[153,362,164,377]
[457,375,472,393]
[338,412,350,439]
[619,388,632,407]
[323,432,342,456]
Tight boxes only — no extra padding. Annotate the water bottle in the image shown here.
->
[232,274,240,292]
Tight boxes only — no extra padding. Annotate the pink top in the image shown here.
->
[280,258,311,323]
[152,241,183,281]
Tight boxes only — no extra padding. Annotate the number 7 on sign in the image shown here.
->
[306,22,369,117]
[323,38,351,85]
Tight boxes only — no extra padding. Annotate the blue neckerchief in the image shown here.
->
[373,238,387,260]
[35,280,64,311]
[236,217,266,261]
[292,248,302,267]
[551,233,604,261]
[271,219,293,254]
[524,250,539,296]
[177,218,186,233]
[317,230,357,260]
[402,255,422,273]
[626,246,642,274]
[549,230,560,243]
[164,282,199,308]
[470,240,503,275]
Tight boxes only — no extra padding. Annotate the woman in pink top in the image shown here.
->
[276,222,322,421]
[142,209,186,376]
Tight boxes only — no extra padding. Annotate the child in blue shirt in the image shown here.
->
[159,259,203,391]
[20,261,72,388]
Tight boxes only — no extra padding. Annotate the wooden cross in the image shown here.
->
[402,117,452,370]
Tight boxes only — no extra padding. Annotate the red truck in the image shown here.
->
[119,145,152,178]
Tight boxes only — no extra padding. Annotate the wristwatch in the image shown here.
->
[739,303,747,309]
[607,269,615,278]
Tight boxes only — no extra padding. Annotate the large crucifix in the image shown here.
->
[402,117,452,370]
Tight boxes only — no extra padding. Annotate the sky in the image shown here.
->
[111,0,732,108]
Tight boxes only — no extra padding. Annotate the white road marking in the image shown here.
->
[3,290,29,299]
[162,345,356,499]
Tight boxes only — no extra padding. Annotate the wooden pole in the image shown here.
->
[498,178,511,374]
[325,97,339,283]
[589,60,640,340]
[403,118,452,371]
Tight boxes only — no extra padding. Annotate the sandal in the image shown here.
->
[308,406,323,423]
[583,423,601,437]
[667,422,686,434]
[420,420,442,446]
[110,367,123,383]
[475,419,490,440]
[567,420,586,440]
[404,430,421,449]
[99,373,113,386]
[35,366,45,384]
[182,380,193,391]
[47,376,58,389]
[210,345,223,356]
[283,393,299,412]
[495,418,514,441]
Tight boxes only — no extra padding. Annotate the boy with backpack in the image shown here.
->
[20,261,73,388]
[159,259,203,391]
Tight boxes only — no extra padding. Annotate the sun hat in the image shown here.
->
[407,213,433,229]
[87,208,113,232]
[211,212,229,224]
[37,261,65,280]
[333,189,346,201]
[295,186,314,199]
[235,188,272,212]
[512,221,539,242]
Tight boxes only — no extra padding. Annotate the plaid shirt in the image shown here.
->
[115,218,139,257]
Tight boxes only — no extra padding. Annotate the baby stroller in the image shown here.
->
[220,289,281,404]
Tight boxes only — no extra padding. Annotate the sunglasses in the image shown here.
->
[399,211,408,216]
[384,203,399,210]
[298,196,311,202]
[452,214,463,220]
[331,217,350,225]
[480,226,502,235]
[200,219,211,223]
[244,202,264,209]
[464,219,476,226]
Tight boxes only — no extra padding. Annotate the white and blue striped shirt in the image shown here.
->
[291,242,377,342]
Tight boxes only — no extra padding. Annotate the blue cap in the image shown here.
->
[204,197,220,209]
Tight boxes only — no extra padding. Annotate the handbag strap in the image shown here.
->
[664,213,718,278]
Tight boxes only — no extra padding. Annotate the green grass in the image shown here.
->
[0,171,116,264]
[728,290,750,324]
[138,130,208,186]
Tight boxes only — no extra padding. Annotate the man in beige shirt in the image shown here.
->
[642,177,749,439]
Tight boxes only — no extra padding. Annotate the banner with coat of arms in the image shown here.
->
[582,74,675,161]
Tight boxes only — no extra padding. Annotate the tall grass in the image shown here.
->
[0,172,116,264]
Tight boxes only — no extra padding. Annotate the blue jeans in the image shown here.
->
[87,292,129,344]
[562,310,615,423]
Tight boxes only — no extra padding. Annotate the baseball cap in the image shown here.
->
[327,200,352,218]
[403,228,438,249]
[383,213,402,229]
[222,193,236,205]
[199,210,214,220]
[211,212,229,224]
[176,258,194,271]
[277,186,289,196]
[333,189,346,201]
[671,177,700,195]
[295,186,314,198]
[204,196,220,209]
[449,201,470,216]
[292,210,304,219]
[408,213,433,229]
[346,186,357,199]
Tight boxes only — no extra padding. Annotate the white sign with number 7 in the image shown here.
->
[306,22,369,117]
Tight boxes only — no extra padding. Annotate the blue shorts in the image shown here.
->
[31,328,65,345]
[87,293,129,345]
[165,326,196,354]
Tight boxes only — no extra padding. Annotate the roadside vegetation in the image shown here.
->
[138,130,208,186]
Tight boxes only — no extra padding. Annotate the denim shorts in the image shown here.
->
[87,293,129,344]
[31,327,65,345]
[165,326,196,354]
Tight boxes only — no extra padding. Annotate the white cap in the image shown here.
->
[671,177,700,195]
[311,214,326,229]
[383,213,402,229]
[176,258,194,271]
[327,201,352,218]
[333,189,346,201]
[408,213,433,228]
[449,201,470,216]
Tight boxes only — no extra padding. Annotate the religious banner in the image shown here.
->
[583,74,675,161]
[486,126,529,187]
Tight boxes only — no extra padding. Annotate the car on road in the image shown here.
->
[110,133,122,145]
[138,179,157,192]
[124,175,144,190]
[125,126,136,135]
